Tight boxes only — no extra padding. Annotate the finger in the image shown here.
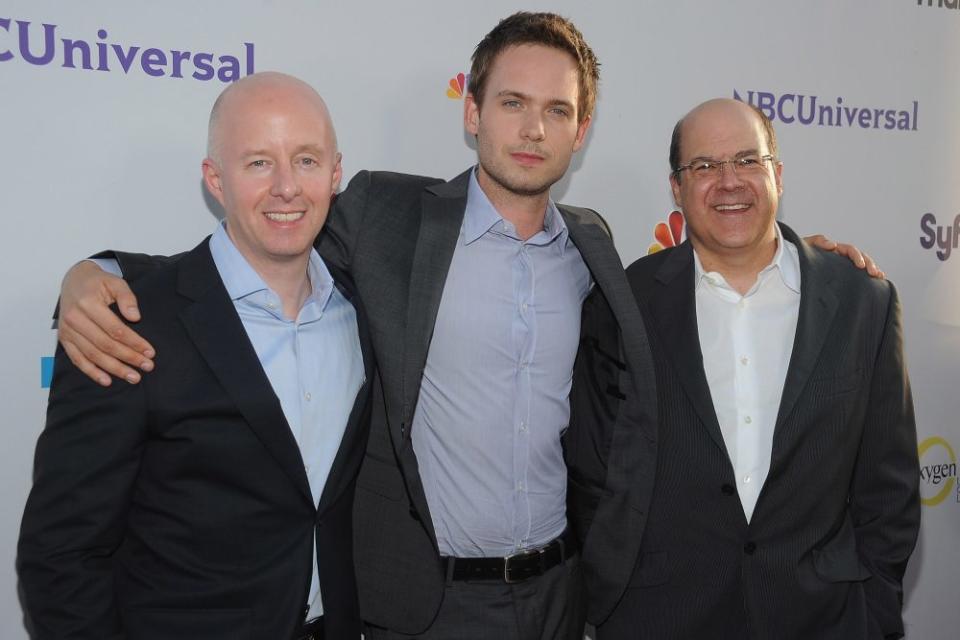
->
[805,234,837,250]
[60,339,113,387]
[860,252,886,279]
[79,300,156,361]
[66,325,144,384]
[104,278,142,323]
[60,312,150,380]
[834,242,866,269]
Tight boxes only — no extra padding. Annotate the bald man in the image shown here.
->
[569,98,919,639]
[17,73,373,639]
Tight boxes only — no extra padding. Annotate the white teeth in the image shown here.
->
[264,211,304,222]
[715,204,749,211]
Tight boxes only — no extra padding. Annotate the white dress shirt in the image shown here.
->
[694,225,801,522]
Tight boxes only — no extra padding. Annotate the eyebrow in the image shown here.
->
[689,148,761,162]
[495,90,576,112]
[242,144,329,158]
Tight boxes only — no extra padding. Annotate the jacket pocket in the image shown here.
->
[811,515,873,583]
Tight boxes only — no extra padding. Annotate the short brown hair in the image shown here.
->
[469,12,599,124]
[670,102,779,181]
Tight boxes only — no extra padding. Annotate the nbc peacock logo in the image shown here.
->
[647,210,685,255]
[446,72,470,99]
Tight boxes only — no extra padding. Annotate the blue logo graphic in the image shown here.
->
[41,356,54,389]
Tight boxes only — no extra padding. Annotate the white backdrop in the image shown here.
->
[2,1,958,637]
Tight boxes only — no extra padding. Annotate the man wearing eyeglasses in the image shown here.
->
[568,98,920,639]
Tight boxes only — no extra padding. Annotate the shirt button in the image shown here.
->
[744,416,752,424]
[267,302,276,309]
[520,361,529,369]
[744,541,757,555]
[304,392,312,401]
[521,303,528,311]
[740,356,749,366]
[721,484,735,496]
[743,475,752,484]
[519,421,527,432]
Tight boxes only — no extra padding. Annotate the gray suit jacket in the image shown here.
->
[569,223,920,639]
[319,168,657,633]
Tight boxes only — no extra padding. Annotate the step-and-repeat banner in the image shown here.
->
[2,1,957,637]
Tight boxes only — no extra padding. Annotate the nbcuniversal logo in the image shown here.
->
[647,210,685,255]
[446,72,470,99]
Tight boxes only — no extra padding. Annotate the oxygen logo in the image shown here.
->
[918,436,958,507]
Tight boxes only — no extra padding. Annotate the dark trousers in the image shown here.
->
[364,555,586,640]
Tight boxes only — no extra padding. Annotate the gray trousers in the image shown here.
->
[364,555,586,640]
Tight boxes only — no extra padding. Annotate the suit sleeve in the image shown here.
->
[850,282,920,639]
[317,170,372,272]
[565,287,623,543]
[96,250,183,282]
[17,343,148,639]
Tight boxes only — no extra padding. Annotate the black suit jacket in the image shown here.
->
[569,224,920,639]
[319,169,657,634]
[18,239,374,639]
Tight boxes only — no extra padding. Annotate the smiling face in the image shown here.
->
[202,74,341,275]
[670,99,783,270]
[464,44,591,203]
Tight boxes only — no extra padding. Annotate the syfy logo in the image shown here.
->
[919,213,960,261]
[917,0,960,9]
[0,18,254,82]
[733,90,918,132]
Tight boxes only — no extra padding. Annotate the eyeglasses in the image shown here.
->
[674,155,777,181]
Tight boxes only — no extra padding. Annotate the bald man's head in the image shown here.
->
[669,98,778,180]
[206,71,338,164]
[200,71,342,275]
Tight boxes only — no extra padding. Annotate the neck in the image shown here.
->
[248,253,313,320]
[476,166,550,240]
[695,235,778,296]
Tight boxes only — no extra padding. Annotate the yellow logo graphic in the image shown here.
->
[918,436,957,507]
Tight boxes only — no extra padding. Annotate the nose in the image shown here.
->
[270,162,302,200]
[717,160,744,190]
[520,111,546,142]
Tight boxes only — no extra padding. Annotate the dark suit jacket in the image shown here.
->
[18,239,374,639]
[318,168,657,634]
[569,223,920,639]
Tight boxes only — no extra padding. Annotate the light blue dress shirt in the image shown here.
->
[411,169,592,558]
[95,222,364,620]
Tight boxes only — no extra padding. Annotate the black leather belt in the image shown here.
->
[444,529,577,583]
[292,616,324,640]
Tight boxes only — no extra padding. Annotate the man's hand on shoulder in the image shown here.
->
[58,261,155,387]
[805,234,885,279]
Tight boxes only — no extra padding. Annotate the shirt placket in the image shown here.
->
[511,242,535,551]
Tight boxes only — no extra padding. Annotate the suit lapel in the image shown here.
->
[176,242,313,504]
[317,265,376,514]
[772,225,839,453]
[400,171,469,435]
[562,207,658,450]
[649,242,728,455]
